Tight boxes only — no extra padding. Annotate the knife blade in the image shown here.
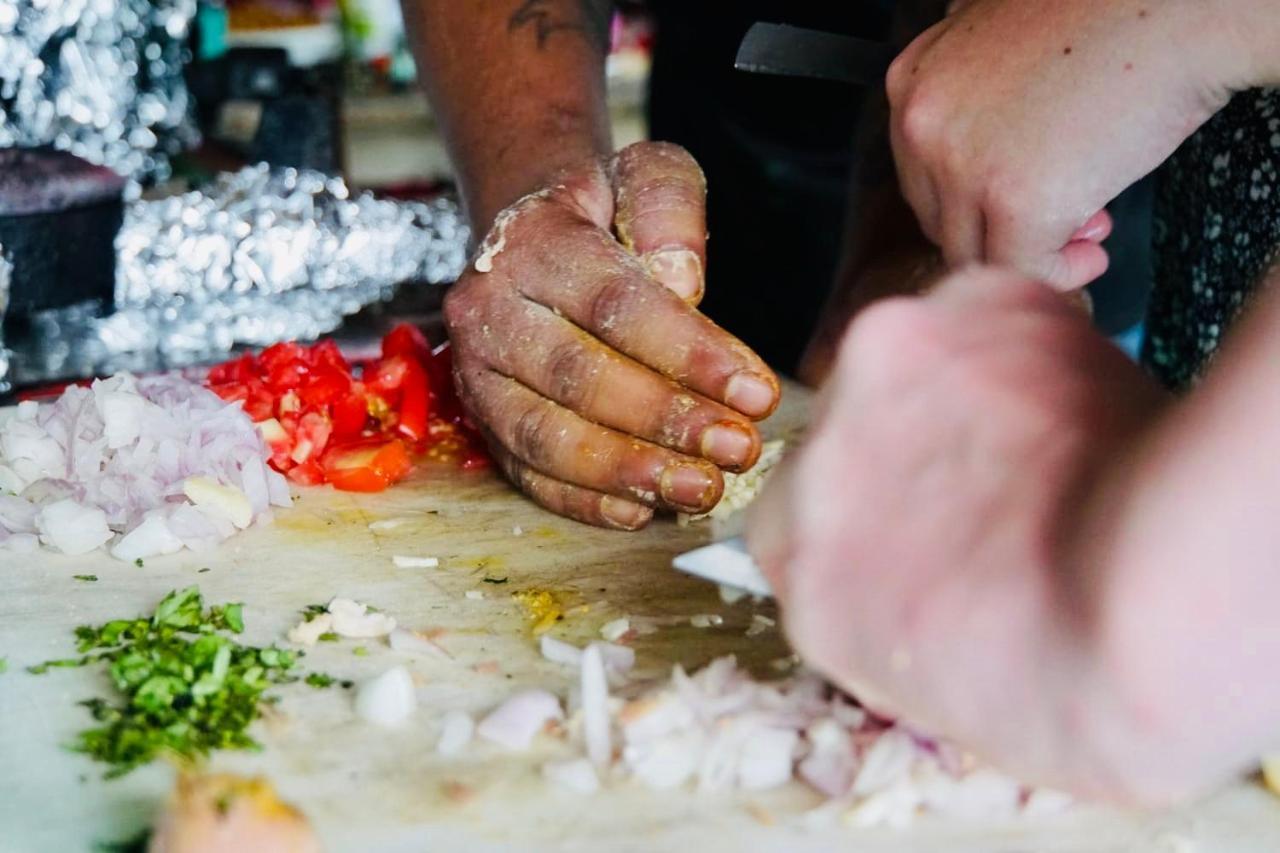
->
[672,536,774,598]
[734,22,896,88]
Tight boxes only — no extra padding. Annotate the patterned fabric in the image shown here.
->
[1144,89,1280,390]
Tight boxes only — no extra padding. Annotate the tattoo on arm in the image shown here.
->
[508,0,613,51]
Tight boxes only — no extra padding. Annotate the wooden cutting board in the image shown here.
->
[2,382,1280,852]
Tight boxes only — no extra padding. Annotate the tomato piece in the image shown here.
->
[298,367,350,408]
[286,459,325,486]
[258,341,307,372]
[257,418,294,469]
[426,342,465,423]
[382,323,432,364]
[290,411,332,464]
[330,390,370,439]
[395,358,430,443]
[370,439,413,481]
[325,466,391,493]
[208,381,247,404]
[367,356,408,389]
[310,338,350,372]
[321,438,412,491]
[266,360,309,391]
[208,354,256,385]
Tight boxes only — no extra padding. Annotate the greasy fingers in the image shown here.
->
[461,296,762,470]
[611,142,708,303]
[460,367,725,513]
[494,203,778,418]
[488,442,654,530]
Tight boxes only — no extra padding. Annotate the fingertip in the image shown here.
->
[1070,210,1113,244]
[600,496,654,530]
[644,247,704,303]
[725,370,781,419]
[1054,241,1110,291]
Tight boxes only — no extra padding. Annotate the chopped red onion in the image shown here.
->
[0,373,287,559]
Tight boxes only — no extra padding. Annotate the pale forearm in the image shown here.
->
[402,0,613,232]
[1059,266,1280,801]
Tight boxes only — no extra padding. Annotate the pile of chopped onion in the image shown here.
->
[458,641,1070,827]
[0,373,289,559]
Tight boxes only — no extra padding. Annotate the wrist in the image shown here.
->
[464,104,611,236]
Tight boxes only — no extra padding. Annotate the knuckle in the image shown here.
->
[511,400,557,465]
[897,91,941,152]
[543,341,598,412]
[587,275,637,334]
[885,53,912,103]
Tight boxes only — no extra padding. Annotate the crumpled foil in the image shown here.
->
[0,0,198,189]
[3,165,469,388]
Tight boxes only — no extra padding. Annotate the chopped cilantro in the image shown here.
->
[352,646,368,657]
[29,587,300,778]
[482,576,509,585]
[133,558,143,568]
[305,673,336,688]
[74,575,99,583]
[301,603,328,618]
[317,632,339,642]
[198,568,211,574]
[0,657,6,674]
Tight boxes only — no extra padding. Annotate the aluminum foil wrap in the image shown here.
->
[5,165,468,387]
[0,0,198,188]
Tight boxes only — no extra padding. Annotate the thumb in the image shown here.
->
[611,141,708,304]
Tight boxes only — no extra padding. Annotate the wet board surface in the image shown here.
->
[2,382,1280,852]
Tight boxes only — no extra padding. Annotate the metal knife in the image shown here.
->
[672,536,774,598]
[734,22,896,88]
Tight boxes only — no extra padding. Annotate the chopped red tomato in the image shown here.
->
[382,322,432,364]
[205,323,488,492]
[321,438,413,491]
[396,358,430,443]
[285,459,325,486]
[330,389,370,439]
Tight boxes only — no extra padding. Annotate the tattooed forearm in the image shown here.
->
[508,0,612,51]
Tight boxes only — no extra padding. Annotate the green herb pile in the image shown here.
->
[28,586,322,778]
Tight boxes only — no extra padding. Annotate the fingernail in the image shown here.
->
[659,464,716,510]
[700,422,755,469]
[725,371,777,417]
[645,249,703,301]
[600,496,652,530]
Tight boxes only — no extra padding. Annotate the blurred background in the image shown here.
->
[186,0,652,188]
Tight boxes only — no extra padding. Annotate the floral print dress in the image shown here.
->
[1144,89,1280,389]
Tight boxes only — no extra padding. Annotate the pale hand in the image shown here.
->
[887,0,1247,289]
[748,267,1169,800]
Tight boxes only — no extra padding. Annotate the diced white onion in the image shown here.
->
[388,628,449,659]
[36,499,112,556]
[354,666,417,728]
[436,710,475,756]
[542,758,599,795]
[327,598,396,638]
[0,374,286,560]
[581,645,611,767]
[392,555,439,569]
[476,690,563,751]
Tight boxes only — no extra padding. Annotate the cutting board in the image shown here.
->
[3,382,1280,852]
